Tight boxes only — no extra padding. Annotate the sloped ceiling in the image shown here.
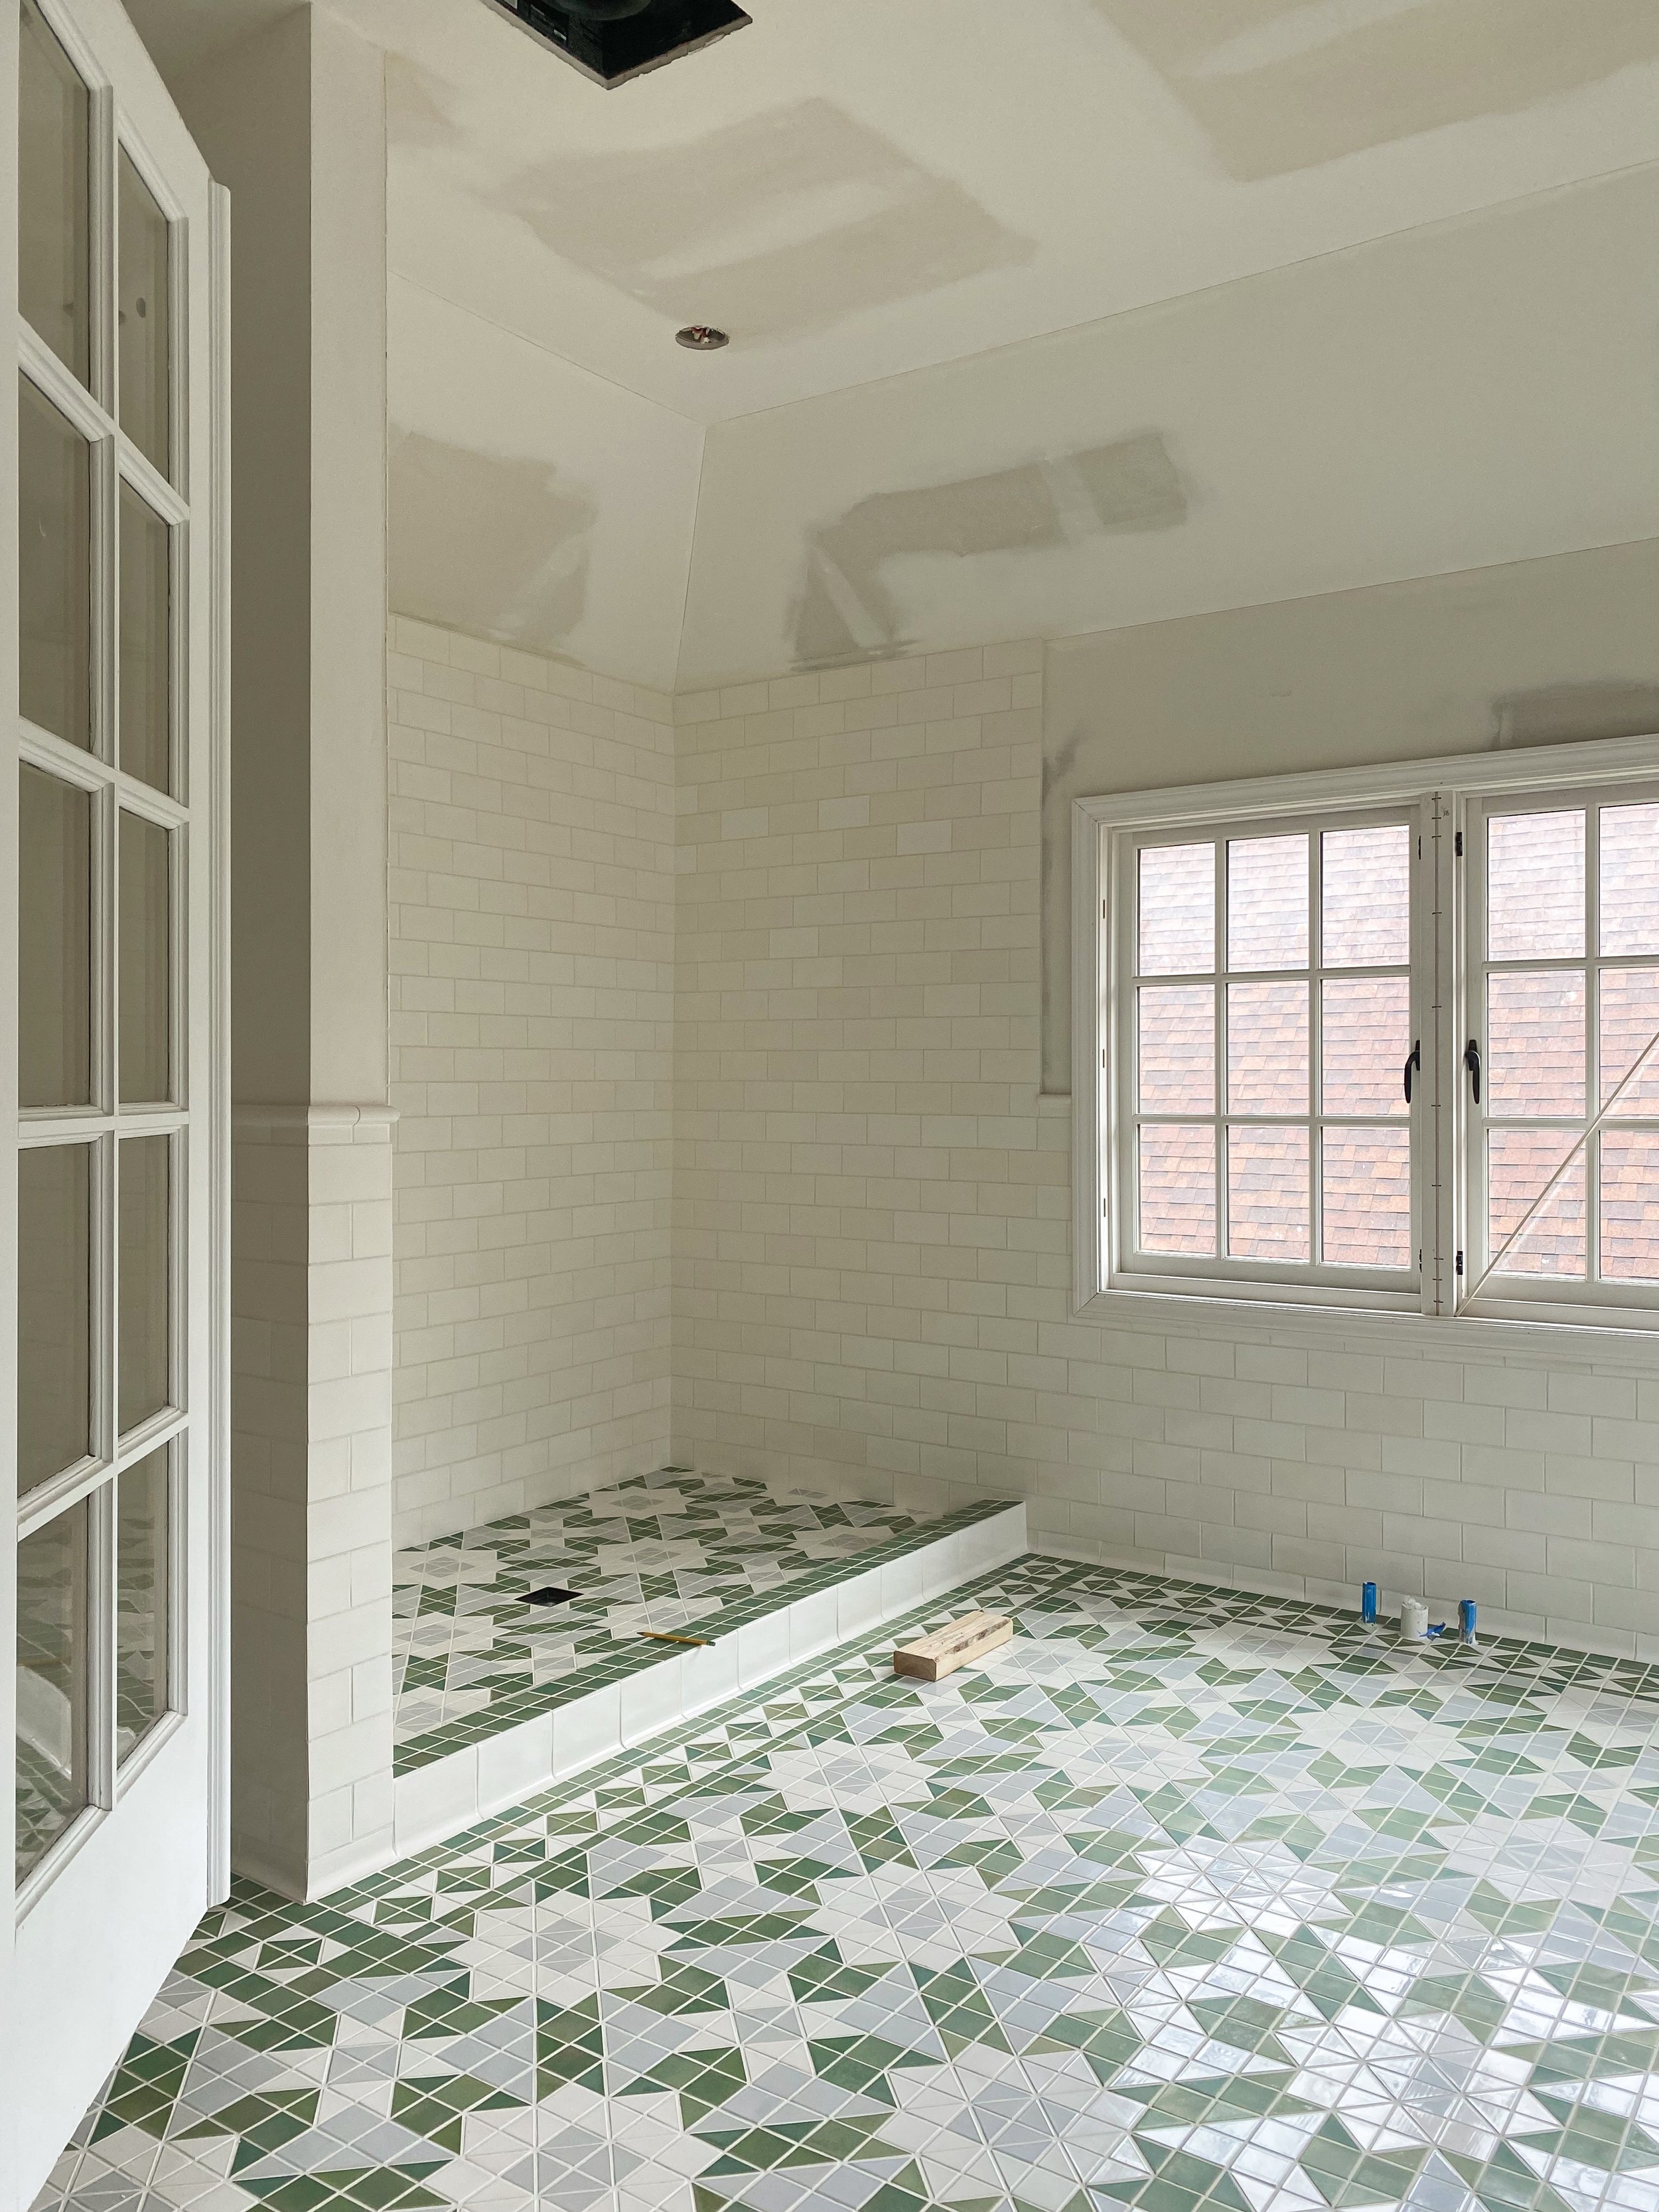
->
[130,0,1659,691]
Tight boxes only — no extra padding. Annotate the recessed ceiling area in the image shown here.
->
[127,0,1659,692]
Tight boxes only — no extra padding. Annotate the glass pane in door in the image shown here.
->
[119,483,170,790]
[116,1447,168,1760]
[17,1496,90,1882]
[19,0,90,382]
[19,374,92,747]
[19,764,92,1108]
[119,812,170,1102]
[119,1136,169,1431]
[19,1143,92,1490]
[117,150,170,477]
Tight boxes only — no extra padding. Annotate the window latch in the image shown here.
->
[1463,1036,1482,1104]
[1403,1040,1421,1104]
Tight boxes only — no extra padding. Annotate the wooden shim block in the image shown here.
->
[893,1611,1013,1682]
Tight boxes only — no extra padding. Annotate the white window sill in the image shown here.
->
[1072,1282,1659,1373]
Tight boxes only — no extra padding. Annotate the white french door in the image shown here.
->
[3,0,226,2201]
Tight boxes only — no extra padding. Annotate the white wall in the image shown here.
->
[388,617,675,1548]
[671,542,1659,1659]
[678,166,1659,692]
[388,277,703,696]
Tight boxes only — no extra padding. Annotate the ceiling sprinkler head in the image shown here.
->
[676,324,730,350]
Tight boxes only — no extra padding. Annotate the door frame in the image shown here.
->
[2,0,230,2197]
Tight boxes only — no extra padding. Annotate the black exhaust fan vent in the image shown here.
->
[479,0,751,87]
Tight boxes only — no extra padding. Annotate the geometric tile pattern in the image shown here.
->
[36,1555,1659,2212]
[393,1471,1003,1773]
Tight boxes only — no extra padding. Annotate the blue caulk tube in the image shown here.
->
[1459,1598,1478,1647]
[1361,1581,1378,1625]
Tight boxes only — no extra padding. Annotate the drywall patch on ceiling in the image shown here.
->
[492,97,1033,344]
[1090,0,1659,179]
[791,432,1187,665]
[1493,680,1659,748]
[386,54,465,149]
[388,429,596,650]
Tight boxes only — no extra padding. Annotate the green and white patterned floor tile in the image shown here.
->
[392,1471,1000,1775]
[35,1556,1659,2212]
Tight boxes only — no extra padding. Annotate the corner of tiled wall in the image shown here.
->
[670,642,1050,1517]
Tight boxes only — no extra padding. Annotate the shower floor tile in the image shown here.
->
[392,1469,1007,1775]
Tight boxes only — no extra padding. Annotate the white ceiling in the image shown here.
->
[128,0,1659,692]
[134,0,1659,424]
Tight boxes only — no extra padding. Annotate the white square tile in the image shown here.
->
[679,1637,739,1716]
[620,1659,684,1747]
[551,1683,622,1778]
[476,1715,554,1811]
[836,1570,883,1641]
[394,1747,478,1856]
[736,1612,791,1689]
[786,1590,839,1662]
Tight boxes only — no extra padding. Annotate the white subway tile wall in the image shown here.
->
[387,619,674,1546]
[387,621,1659,1660]
[672,641,1659,1660]
[232,1109,396,1895]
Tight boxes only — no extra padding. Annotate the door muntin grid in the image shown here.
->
[15,0,191,1899]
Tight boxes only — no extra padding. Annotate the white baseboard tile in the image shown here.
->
[1027,1533,1659,1663]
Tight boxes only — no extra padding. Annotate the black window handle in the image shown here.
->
[1464,1037,1482,1104]
[1404,1041,1421,1104]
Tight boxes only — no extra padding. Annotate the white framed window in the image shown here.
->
[1073,734,1659,1337]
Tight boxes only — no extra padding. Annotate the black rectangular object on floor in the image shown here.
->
[479,0,752,87]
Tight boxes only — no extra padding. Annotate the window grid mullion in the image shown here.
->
[1214,837,1228,1258]
[1587,802,1602,1283]
[1309,828,1323,1271]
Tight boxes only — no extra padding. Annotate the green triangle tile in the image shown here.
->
[1002,1930,1098,1980]
[1516,2026,1659,2085]
[1444,2140,1581,2212]
[1536,1959,1659,2014]
[615,1960,731,2015]
[88,2032,199,2143]
[1334,1898,1437,1948]
[912,1961,1011,2055]
[1101,2140,1255,2212]
[1463,1884,1564,1939]
[1524,1793,1615,1836]
[1263,1928,1384,2019]
[1188,1993,1295,2063]
[844,1813,919,1870]
[1399,1970,1510,2039]
[1031,2008,1143,2081]
[1118,2071,1313,2130]
[1295,2114,1431,2207]
[1564,1733,1641,1771]
[1138,1911,1238,1968]
[535,1996,605,2097]
[617,2041,747,2122]
[234,2179,342,2212]
[788,1945,895,2004]
[1528,2097,1659,2172]
[599,1864,705,1915]
[808,2034,935,2101]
